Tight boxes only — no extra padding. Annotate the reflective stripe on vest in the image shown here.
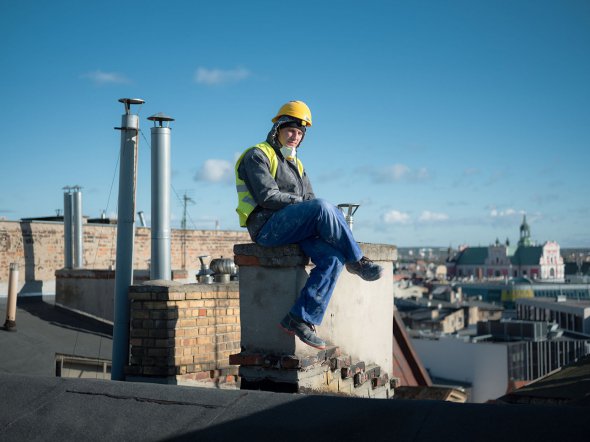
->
[234,142,304,227]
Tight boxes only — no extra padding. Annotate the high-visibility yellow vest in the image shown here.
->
[235,142,304,227]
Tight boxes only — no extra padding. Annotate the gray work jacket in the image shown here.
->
[236,132,315,241]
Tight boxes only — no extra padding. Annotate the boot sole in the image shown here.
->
[346,268,384,281]
[361,271,383,281]
[278,323,295,336]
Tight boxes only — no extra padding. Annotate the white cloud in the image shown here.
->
[194,67,251,85]
[388,164,410,181]
[418,211,449,222]
[81,70,130,85]
[490,207,520,218]
[374,163,430,183]
[194,159,233,183]
[382,210,411,224]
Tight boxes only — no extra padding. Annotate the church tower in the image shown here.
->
[518,214,532,247]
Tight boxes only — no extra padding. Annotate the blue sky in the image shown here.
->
[1,0,588,248]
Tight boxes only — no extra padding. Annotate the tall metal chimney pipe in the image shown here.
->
[72,187,83,269]
[148,113,174,281]
[63,189,73,269]
[112,97,144,381]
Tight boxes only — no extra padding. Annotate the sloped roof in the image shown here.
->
[454,243,556,267]
[496,354,590,406]
[455,247,489,266]
[511,246,543,266]
[392,310,432,387]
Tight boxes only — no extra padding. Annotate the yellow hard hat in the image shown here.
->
[272,101,312,127]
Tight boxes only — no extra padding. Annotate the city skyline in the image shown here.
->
[1,1,589,248]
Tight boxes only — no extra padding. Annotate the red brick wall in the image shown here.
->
[0,220,249,286]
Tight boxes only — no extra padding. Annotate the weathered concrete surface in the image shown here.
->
[55,269,189,322]
[237,265,308,356]
[234,242,397,266]
[320,261,394,378]
[55,269,150,322]
[235,242,396,377]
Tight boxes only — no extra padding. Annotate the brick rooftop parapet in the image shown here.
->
[0,219,249,287]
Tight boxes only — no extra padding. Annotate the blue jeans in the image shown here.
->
[256,198,363,325]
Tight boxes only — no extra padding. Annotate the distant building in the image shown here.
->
[516,296,590,335]
[454,278,590,308]
[447,215,565,282]
[564,259,590,283]
[396,287,503,333]
[400,306,465,334]
[411,319,590,403]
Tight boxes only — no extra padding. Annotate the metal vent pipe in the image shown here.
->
[3,263,19,331]
[72,187,83,268]
[337,203,360,231]
[112,97,144,381]
[148,112,174,281]
[137,211,146,227]
[63,189,73,269]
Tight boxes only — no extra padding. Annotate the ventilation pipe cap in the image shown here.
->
[337,203,360,217]
[118,98,145,114]
[148,112,175,128]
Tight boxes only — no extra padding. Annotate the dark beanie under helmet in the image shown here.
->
[277,118,307,134]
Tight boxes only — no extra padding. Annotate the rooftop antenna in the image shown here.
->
[180,192,195,270]
[112,97,144,381]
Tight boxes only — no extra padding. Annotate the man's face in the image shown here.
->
[278,126,304,148]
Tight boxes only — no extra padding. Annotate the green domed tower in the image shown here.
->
[518,214,532,247]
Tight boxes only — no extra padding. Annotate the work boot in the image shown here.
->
[279,313,326,350]
[346,256,384,281]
